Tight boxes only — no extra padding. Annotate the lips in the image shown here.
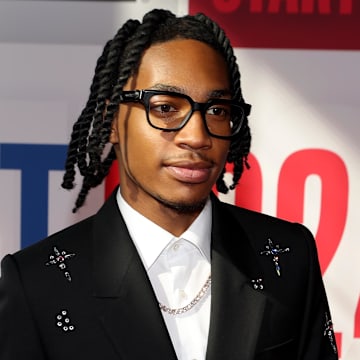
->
[165,161,213,183]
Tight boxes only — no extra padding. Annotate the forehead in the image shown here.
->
[125,39,230,98]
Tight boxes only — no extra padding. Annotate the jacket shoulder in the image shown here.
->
[214,198,317,260]
[12,215,95,263]
[216,198,301,229]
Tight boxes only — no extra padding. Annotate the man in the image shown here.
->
[0,9,338,360]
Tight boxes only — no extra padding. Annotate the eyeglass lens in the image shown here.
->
[146,93,243,137]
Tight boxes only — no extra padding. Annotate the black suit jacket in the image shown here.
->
[0,191,338,359]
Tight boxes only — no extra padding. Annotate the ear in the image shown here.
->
[109,117,120,145]
[106,99,120,145]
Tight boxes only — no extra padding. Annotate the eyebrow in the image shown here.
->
[150,83,232,99]
[151,83,184,93]
[208,89,232,98]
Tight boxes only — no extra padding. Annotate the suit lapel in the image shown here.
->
[92,192,177,359]
[90,191,273,359]
[206,196,267,360]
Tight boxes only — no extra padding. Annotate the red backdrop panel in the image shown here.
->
[189,0,360,50]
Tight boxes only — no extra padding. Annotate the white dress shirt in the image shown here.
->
[117,190,211,360]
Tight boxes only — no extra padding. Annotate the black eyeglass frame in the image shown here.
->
[119,89,251,140]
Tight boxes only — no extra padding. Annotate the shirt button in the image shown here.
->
[172,242,181,251]
[179,289,187,299]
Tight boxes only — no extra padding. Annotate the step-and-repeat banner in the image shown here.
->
[0,1,359,358]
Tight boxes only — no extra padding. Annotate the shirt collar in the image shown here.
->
[116,189,212,270]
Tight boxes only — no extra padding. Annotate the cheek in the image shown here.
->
[215,141,230,164]
[122,122,164,173]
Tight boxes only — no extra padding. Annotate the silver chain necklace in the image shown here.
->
[158,274,212,315]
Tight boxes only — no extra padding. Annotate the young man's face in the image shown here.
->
[111,39,231,217]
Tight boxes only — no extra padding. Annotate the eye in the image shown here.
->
[206,105,230,118]
[151,103,177,114]
[149,95,182,118]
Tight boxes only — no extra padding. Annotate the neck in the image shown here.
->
[121,191,206,237]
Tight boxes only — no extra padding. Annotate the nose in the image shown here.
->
[174,110,212,149]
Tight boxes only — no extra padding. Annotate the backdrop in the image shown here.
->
[0,1,359,358]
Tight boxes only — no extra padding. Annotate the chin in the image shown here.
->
[157,195,208,214]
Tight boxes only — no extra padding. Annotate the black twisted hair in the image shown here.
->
[62,9,251,212]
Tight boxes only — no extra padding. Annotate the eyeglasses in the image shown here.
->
[119,89,251,139]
